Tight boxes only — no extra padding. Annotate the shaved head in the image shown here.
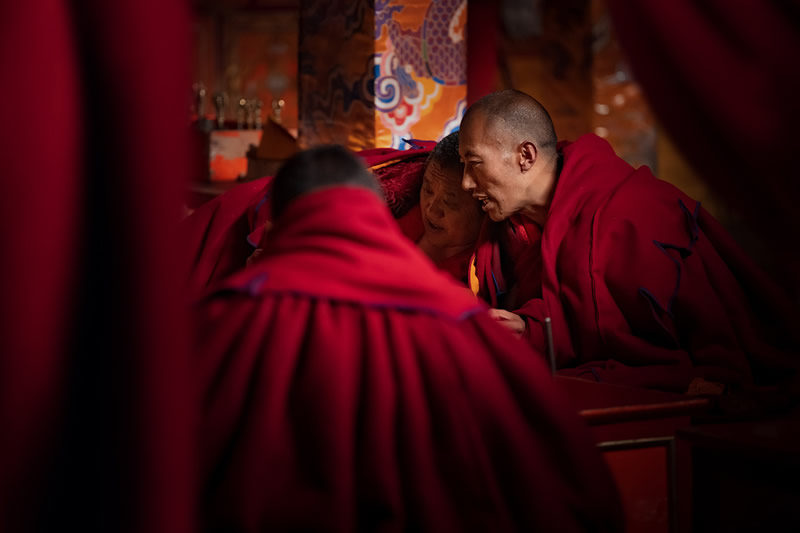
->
[463,90,557,155]
[458,90,561,224]
[271,145,382,219]
[426,130,462,177]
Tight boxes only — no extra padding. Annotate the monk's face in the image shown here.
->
[458,111,527,222]
[420,162,483,249]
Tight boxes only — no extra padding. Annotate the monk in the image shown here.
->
[391,131,483,282]
[460,89,800,395]
[194,145,622,532]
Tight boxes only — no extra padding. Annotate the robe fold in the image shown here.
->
[184,176,275,294]
[194,186,622,532]
[473,134,800,392]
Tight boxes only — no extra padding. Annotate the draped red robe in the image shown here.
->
[473,134,800,392]
[194,186,622,532]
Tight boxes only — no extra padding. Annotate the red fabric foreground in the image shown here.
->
[474,135,800,392]
[195,187,622,532]
[184,144,436,294]
[1,2,193,532]
[606,0,800,296]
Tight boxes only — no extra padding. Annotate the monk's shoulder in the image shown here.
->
[595,167,696,235]
[588,168,706,318]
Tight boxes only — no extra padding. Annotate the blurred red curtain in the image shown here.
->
[606,0,800,294]
[467,0,500,105]
[0,1,194,531]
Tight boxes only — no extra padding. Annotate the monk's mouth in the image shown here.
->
[427,220,445,231]
[474,195,491,208]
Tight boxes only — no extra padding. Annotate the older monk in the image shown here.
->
[396,131,484,283]
[460,89,800,394]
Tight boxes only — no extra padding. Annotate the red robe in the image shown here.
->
[184,176,274,295]
[194,187,622,532]
[473,134,800,392]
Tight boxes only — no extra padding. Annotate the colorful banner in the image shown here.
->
[374,0,467,148]
[299,0,467,150]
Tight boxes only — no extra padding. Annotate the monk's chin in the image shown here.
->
[424,234,453,248]
[487,210,507,222]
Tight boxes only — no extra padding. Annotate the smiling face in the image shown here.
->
[419,161,483,249]
[458,111,531,222]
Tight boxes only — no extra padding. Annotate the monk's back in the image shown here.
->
[194,183,622,532]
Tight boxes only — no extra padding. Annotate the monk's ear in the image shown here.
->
[519,141,537,172]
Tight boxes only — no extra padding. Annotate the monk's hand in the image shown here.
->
[488,308,526,338]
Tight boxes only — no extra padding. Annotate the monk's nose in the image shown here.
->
[462,172,475,192]
[427,198,445,218]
